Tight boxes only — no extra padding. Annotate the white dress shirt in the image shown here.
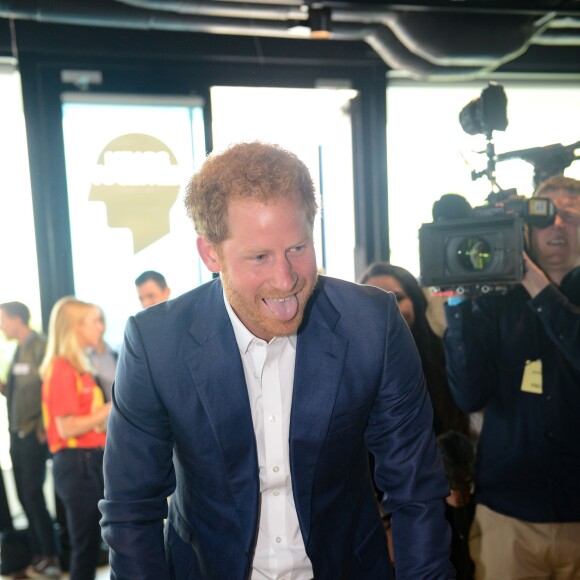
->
[224,295,314,580]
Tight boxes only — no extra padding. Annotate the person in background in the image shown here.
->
[40,298,112,580]
[134,270,171,309]
[86,307,117,402]
[100,141,453,579]
[359,263,470,438]
[359,263,474,579]
[443,175,580,579]
[0,302,61,579]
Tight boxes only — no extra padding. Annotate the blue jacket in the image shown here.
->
[100,276,452,579]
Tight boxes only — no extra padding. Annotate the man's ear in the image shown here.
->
[197,236,221,273]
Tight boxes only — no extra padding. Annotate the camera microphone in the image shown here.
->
[432,194,473,222]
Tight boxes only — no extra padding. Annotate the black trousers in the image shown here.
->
[52,448,104,580]
[10,432,58,557]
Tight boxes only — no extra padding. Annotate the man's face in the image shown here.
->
[137,280,170,308]
[531,189,580,274]
[198,195,318,342]
[0,310,18,340]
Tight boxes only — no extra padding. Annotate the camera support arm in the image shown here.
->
[496,140,580,187]
[470,138,494,181]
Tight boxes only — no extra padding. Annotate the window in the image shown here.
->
[0,66,41,469]
[386,80,580,278]
[61,94,209,349]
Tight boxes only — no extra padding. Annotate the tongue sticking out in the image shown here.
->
[263,295,299,321]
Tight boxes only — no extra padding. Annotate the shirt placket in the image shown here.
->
[262,340,293,575]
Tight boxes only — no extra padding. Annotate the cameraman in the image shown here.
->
[443,175,580,579]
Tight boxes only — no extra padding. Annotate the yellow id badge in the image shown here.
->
[521,359,543,394]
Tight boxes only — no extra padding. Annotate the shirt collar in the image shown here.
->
[222,289,297,355]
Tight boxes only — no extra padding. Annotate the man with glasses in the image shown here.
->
[443,176,580,579]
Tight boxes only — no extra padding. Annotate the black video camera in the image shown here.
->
[419,193,555,293]
[417,82,568,295]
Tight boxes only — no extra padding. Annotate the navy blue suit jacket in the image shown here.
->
[100,276,452,579]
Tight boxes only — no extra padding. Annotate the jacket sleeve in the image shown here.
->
[443,298,499,412]
[528,284,580,373]
[366,295,453,580]
[99,316,175,580]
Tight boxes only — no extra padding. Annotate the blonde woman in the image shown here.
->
[40,297,112,580]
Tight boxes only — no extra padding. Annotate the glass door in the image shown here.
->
[61,94,209,349]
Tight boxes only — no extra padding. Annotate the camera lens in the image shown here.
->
[456,237,492,271]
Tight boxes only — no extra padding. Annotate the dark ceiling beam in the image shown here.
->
[0,0,579,79]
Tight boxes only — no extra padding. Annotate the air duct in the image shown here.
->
[0,0,579,80]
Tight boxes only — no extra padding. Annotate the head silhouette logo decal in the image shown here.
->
[89,133,181,253]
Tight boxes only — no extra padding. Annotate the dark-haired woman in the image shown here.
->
[360,262,474,579]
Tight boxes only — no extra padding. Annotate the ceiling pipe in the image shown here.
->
[114,0,307,21]
[0,1,304,35]
[364,26,483,80]
[533,28,580,45]
[109,0,580,68]
[114,0,580,20]
[379,12,551,65]
[0,0,578,80]
[548,16,580,29]
[211,0,302,4]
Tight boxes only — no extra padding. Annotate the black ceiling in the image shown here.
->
[0,0,579,79]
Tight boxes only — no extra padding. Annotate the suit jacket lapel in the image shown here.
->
[181,278,348,553]
[290,280,348,546]
[184,279,260,555]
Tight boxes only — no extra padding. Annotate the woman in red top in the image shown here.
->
[41,297,112,580]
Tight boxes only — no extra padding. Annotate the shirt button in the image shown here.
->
[272,465,279,473]
[546,395,552,401]
[273,491,280,496]
[558,334,564,341]
[537,306,543,312]
[269,415,277,422]
[275,537,282,544]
